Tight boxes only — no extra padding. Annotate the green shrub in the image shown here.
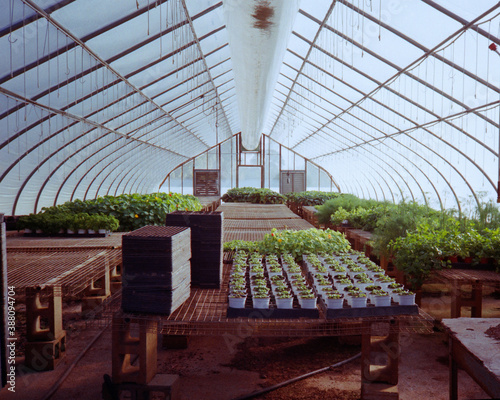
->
[371,201,438,257]
[40,192,202,231]
[315,194,384,224]
[17,212,120,233]
[221,187,286,204]
[285,191,340,206]
[223,228,351,258]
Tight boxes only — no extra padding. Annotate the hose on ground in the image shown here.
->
[41,320,111,400]
[232,352,361,400]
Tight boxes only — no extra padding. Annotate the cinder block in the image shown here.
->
[110,265,122,294]
[25,331,66,371]
[25,286,63,342]
[112,316,158,384]
[85,273,110,297]
[113,374,180,400]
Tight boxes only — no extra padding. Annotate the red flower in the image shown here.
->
[271,233,274,237]
[489,43,497,51]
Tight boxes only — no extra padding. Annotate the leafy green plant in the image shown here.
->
[221,187,286,204]
[258,228,351,258]
[371,201,438,257]
[315,194,383,224]
[223,240,258,252]
[39,192,202,231]
[285,191,340,206]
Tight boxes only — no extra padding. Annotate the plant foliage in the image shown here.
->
[221,187,286,204]
[223,228,351,258]
[20,192,202,232]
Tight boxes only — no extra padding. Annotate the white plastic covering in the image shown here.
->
[0,0,499,214]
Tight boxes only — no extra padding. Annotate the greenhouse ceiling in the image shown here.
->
[1,0,499,215]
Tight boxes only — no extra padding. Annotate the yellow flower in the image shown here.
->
[134,214,139,218]
[278,238,282,242]
[328,234,332,239]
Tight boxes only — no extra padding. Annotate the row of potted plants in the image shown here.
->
[314,194,500,289]
[223,228,351,258]
[228,251,319,309]
[17,212,119,236]
[303,252,416,308]
[222,187,287,204]
[33,192,202,232]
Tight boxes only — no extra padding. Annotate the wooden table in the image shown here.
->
[433,269,500,318]
[442,318,500,400]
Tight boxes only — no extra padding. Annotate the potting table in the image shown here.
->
[433,269,500,318]
[6,233,124,298]
[442,318,500,400]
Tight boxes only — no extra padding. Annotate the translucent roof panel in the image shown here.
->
[267,0,500,211]
[1,0,499,215]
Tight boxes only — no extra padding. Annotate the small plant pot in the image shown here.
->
[252,297,270,309]
[397,293,416,306]
[373,295,391,307]
[350,296,367,308]
[377,282,391,291]
[326,297,344,309]
[229,296,247,308]
[334,283,348,292]
[299,297,317,309]
[355,282,370,291]
[276,297,293,309]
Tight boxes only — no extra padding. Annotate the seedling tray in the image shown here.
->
[227,306,320,319]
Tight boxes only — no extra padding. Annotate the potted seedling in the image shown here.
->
[228,290,247,308]
[372,289,391,307]
[275,291,294,309]
[365,285,382,302]
[250,265,265,276]
[268,264,283,277]
[395,289,416,305]
[387,282,403,300]
[326,292,344,309]
[252,291,270,309]
[376,275,395,290]
[298,291,317,309]
[334,277,352,292]
[349,291,367,308]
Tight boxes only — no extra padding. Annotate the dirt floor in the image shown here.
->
[1,287,499,400]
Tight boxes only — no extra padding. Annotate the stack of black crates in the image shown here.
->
[121,225,191,314]
[165,211,223,288]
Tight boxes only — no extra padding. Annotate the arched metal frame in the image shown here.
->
[1,0,499,215]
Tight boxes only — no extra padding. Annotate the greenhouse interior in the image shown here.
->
[0,0,500,399]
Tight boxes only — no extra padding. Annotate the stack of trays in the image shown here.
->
[165,211,223,288]
[121,225,191,314]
